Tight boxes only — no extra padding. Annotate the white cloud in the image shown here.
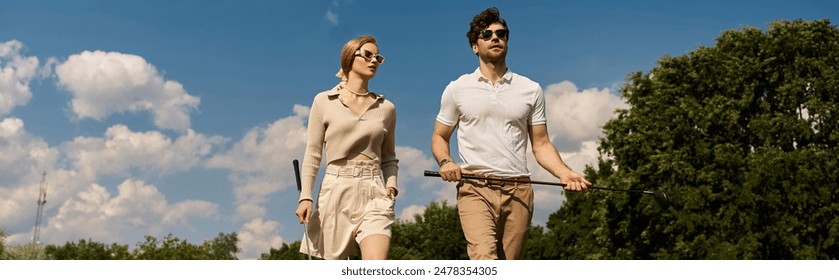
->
[543,81,628,152]
[397,204,426,222]
[231,177,277,220]
[324,0,341,26]
[163,200,219,225]
[325,8,339,26]
[43,179,218,245]
[208,104,308,176]
[63,124,223,178]
[559,140,601,173]
[394,145,455,198]
[0,117,224,247]
[208,105,308,222]
[0,40,39,115]
[394,146,437,184]
[237,218,284,259]
[55,50,200,131]
[0,117,221,247]
[0,120,110,247]
[39,57,58,79]
[0,118,61,229]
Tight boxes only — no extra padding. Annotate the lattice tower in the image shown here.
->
[32,171,48,244]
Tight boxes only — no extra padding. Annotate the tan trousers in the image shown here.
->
[456,178,534,260]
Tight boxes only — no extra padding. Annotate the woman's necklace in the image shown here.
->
[344,86,369,96]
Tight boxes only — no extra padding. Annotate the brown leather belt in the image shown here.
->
[465,173,531,187]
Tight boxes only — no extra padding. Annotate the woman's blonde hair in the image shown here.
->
[337,35,378,81]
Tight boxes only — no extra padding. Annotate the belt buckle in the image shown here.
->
[475,174,502,186]
[352,165,362,177]
[487,178,505,186]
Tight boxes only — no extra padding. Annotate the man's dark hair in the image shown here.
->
[467,7,509,46]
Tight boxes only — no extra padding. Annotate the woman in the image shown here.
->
[295,35,398,260]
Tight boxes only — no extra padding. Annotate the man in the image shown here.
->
[431,7,591,260]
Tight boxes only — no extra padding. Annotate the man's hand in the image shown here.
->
[438,160,462,182]
[558,171,591,192]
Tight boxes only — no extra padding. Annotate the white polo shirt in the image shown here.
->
[436,68,547,177]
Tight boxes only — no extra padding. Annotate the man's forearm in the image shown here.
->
[533,142,574,177]
[431,135,453,164]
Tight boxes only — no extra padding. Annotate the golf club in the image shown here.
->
[293,159,312,260]
[424,170,671,209]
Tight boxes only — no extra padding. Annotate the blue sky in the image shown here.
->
[1,1,836,259]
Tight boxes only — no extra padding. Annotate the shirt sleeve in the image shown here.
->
[380,104,398,190]
[299,95,325,202]
[435,82,459,127]
[530,84,547,125]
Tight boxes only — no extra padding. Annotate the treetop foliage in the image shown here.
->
[551,19,839,259]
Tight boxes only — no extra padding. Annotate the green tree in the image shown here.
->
[0,228,47,260]
[550,19,839,259]
[3,243,47,260]
[259,240,311,260]
[201,232,240,260]
[0,231,240,260]
[132,232,239,260]
[44,239,131,260]
[390,200,468,260]
[0,229,7,259]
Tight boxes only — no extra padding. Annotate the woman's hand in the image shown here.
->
[295,200,312,223]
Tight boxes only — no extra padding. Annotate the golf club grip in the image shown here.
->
[293,159,302,193]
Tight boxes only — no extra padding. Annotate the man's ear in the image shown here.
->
[472,44,478,55]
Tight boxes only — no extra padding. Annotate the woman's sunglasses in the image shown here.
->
[355,49,385,64]
[480,29,508,40]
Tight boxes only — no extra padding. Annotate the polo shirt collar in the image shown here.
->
[474,67,513,84]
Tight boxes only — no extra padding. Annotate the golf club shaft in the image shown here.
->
[293,159,312,260]
[424,170,654,195]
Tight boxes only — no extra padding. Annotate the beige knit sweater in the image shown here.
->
[298,86,398,202]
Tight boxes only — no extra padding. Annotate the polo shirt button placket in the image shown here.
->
[491,84,499,104]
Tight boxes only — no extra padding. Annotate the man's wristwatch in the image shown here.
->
[438,158,453,167]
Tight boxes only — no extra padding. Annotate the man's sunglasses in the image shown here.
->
[480,29,508,40]
[355,49,385,64]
